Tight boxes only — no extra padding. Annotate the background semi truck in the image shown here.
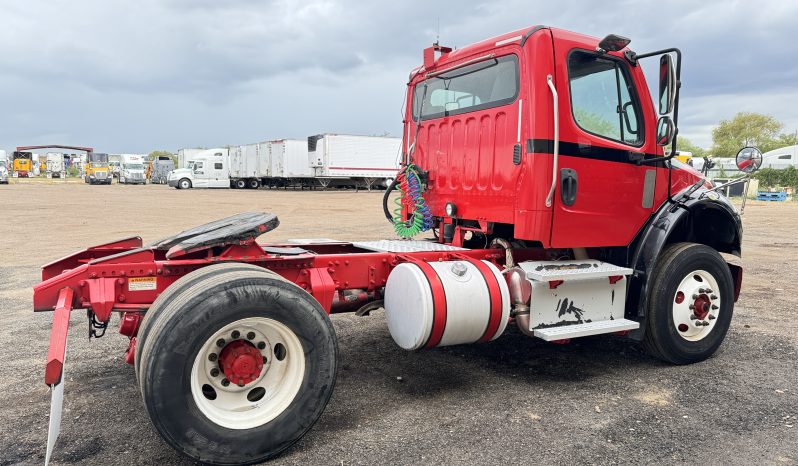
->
[149,156,175,184]
[83,152,111,184]
[167,148,230,189]
[119,154,147,184]
[11,151,33,177]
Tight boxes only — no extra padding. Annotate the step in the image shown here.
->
[519,260,633,282]
[533,318,640,341]
[352,240,466,253]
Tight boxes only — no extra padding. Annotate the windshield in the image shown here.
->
[91,162,106,168]
[124,163,144,170]
[412,54,519,120]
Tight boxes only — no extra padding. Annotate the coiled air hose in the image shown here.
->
[382,164,433,238]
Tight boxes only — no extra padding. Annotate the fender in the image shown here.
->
[625,186,743,340]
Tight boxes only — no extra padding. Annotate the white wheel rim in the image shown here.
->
[190,317,305,429]
[671,269,721,342]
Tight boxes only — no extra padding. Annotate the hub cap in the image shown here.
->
[672,270,721,341]
[190,317,305,429]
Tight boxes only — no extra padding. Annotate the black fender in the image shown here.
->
[625,187,743,340]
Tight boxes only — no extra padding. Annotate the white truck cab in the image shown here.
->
[168,148,230,189]
[119,154,147,184]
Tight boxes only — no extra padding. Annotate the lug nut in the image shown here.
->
[231,330,240,339]
[689,305,695,310]
[237,381,245,387]
[247,332,256,340]
[708,315,716,320]
[690,314,698,320]
[210,368,220,377]
[221,378,230,387]
[262,356,268,364]
[208,353,218,362]
[692,294,699,300]
[711,295,718,300]
[711,305,719,310]
[216,338,225,347]
[257,341,266,350]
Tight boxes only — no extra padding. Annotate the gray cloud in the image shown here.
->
[1,0,796,152]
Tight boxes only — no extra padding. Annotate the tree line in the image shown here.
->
[679,112,797,159]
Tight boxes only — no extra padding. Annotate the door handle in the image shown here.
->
[628,151,645,164]
[560,168,577,206]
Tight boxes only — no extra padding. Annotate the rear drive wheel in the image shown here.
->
[643,242,734,364]
[248,179,260,189]
[178,178,191,189]
[138,268,337,464]
[235,179,247,189]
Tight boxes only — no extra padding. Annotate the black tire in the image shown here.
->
[139,268,337,465]
[178,178,191,189]
[135,263,281,383]
[642,242,734,364]
[235,179,247,189]
[248,179,260,189]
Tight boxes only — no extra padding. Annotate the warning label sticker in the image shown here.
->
[128,277,157,291]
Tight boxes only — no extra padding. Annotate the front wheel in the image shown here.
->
[178,178,191,189]
[643,242,734,364]
[138,268,338,464]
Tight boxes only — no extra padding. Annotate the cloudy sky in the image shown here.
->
[1,0,796,153]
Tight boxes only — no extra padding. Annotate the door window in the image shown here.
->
[568,51,643,146]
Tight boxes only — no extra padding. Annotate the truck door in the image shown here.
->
[193,161,209,187]
[548,34,661,248]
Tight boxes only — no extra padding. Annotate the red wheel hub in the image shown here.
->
[693,295,711,320]
[218,340,263,386]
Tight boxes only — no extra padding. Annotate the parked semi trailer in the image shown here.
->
[168,148,230,189]
[35,26,762,465]
[45,152,65,178]
[229,142,269,189]
[267,139,312,188]
[177,148,204,169]
[308,134,401,189]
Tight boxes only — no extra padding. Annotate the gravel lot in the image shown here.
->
[1,181,796,465]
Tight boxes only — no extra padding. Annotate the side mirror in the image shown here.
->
[658,54,677,114]
[656,116,675,146]
[735,147,763,173]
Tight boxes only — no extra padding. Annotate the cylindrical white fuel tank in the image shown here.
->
[384,260,510,350]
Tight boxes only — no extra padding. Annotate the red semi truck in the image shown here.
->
[34,26,761,464]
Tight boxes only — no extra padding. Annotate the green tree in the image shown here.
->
[149,150,177,166]
[676,137,707,158]
[711,112,783,157]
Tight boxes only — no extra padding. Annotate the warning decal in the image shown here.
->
[128,277,157,291]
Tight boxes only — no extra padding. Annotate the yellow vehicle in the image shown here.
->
[674,150,693,164]
[12,151,33,177]
[84,152,112,184]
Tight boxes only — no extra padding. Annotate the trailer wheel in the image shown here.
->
[178,178,191,189]
[235,179,247,189]
[643,242,734,364]
[248,179,260,189]
[139,268,337,464]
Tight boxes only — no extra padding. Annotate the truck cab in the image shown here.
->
[11,151,33,177]
[84,152,112,184]
[119,154,147,184]
[167,148,230,189]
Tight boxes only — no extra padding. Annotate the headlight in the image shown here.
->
[445,202,457,217]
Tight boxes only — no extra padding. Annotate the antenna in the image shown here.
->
[436,17,440,45]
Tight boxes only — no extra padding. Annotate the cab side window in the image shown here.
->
[214,163,223,169]
[568,51,643,146]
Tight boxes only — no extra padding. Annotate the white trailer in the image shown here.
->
[307,134,401,189]
[168,148,230,189]
[45,152,66,178]
[267,139,311,188]
[229,143,270,189]
[177,148,205,169]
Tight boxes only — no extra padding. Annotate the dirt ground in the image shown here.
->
[1,181,796,465]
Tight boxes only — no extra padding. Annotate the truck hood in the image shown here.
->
[169,168,192,179]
